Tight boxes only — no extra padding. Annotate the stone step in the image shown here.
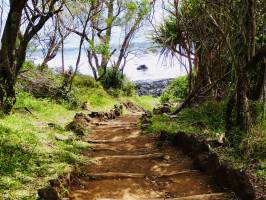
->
[84,170,200,180]
[97,193,228,200]
[93,153,165,161]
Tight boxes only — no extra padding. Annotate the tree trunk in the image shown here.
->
[100,0,114,70]
[236,60,249,131]
[0,0,27,113]
[61,38,65,74]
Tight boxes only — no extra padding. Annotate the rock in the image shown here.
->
[206,133,225,147]
[65,113,91,136]
[113,104,123,116]
[104,112,116,120]
[38,186,59,200]
[74,112,91,123]
[137,64,148,71]
[122,101,145,113]
[55,134,72,142]
[134,79,173,97]
[48,123,63,130]
[140,111,152,130]
[153,103,171,115]
[18,72,58,99]
[89,111,104,119]
[81,101,89,110]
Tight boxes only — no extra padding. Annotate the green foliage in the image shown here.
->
[160,76,188,103]
[107,88,122,98]
[256,160,266,182]
[99,69,136,97]
[146,101,226,136]
[127,95,159,111]
[153,17,182,49]
[74,75,101,89]
[0,92,88,199]
[144,100,266,183]
[55,86,80,109]
[100,68,124,90]
[22,61,37,71]
[121,78,136,97]
[0,125,37,176]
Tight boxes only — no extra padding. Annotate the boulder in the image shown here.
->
[89,111,104,119]
[55,134,72,142]
[81,101,90,110]
[140,111,152,130]
[122,101,145,113]
[153,103,172,115]
[113,104,123,116]
[104,112,116,120]
[137,64,148,71]
[134,79,173,97]
[65,113,91,136]
[38,186,59,200]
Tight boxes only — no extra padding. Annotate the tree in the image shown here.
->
[68,0,153,81]
[0,0,64,113]
[36,14,72,72]
[154,0,266,132]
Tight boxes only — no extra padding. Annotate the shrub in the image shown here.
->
[74,75,101,89]
[122,78,136,96]
[107,88,122,98]
[99,68,136,97]
[160,76,188,103]
[55,86,80,109]
[22,61,37,70]
[100,68,124,90]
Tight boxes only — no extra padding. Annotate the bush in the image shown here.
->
[55,86,80,109]
[22,61,37,71]
[100,68,124,90]
[107,88,122,98]
[122,78,136,96]
[54,74,80,109]
[160,76,188,103]
[74,75,101,89]
[100,68,136,97]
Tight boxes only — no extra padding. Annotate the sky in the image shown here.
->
[1,0,188,81]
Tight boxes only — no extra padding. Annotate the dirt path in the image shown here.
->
[68,114,232,200]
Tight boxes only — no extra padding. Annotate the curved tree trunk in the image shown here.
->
[0,0,27,113]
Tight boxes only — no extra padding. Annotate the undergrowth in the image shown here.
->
[0,66,158,199]
[145,100,266,182]
[0,92,88,199]
[160,76,188,103]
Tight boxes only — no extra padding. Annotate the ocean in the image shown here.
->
[31,45,187,81]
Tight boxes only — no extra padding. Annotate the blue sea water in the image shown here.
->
[31,43,187,81]
[29,3,188,81]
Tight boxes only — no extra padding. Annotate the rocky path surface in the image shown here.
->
[68,114,232,200]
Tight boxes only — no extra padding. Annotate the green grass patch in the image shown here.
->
[160,76,188,103]
[146,101,226,137]
[0,92,89,199]
[127,96,159,111]
[72,74,158,112]
[144,100,266,183]
[0,69,158,199]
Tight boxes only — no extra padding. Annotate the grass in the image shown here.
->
[127,96,159,111]
[145,101,226,137]
[72,75,159,111]
[0,69,158,199]
[144,100,266,183]
[0,92,89,199]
